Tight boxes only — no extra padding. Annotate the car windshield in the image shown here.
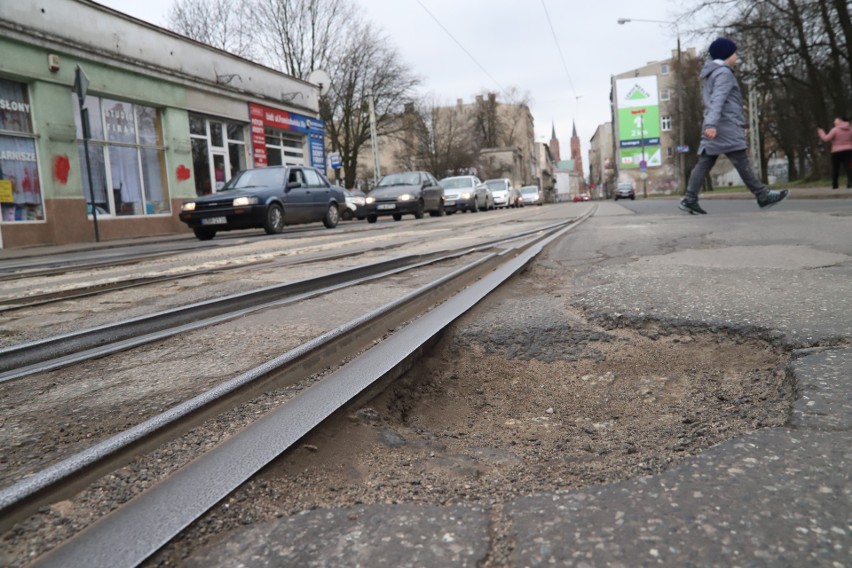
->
[439,178,473,189]
[222,167,286,190]
[377,172,421,187]
[521,187,537,194]
[485,181,507,192]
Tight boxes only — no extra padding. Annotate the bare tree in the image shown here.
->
[253,0,354,79]
[393,95,475,177]
[321,20,420,188]
[166,0,256,59]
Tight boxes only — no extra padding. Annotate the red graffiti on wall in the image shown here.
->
[176,165,191,181]
[53,155,70,184]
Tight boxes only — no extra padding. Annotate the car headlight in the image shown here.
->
[232,196,259,207]
[398,194,413,201]
[366,196,376,204]
[181,202,196,212]
[460,192,471,199]
[352,197,366,205]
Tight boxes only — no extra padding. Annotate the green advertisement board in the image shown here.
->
[618,146,662,169]
[617,106,660,141]
[615,76,661,168]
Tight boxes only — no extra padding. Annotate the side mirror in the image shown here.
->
[287,181,302,190]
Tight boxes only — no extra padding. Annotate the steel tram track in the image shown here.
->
[0,215,542,312]
[0,206,595,565]
[0,220,572,383]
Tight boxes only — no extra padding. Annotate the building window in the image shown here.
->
[661,115,673,131]
[660,88,671,101]
[73,95,169,216]
[0,78,44,222]
[189,114,247,196]
[666,147,673,158]
[660,63,670,75]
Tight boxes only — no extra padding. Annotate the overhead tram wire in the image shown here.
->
[411,0,510,99]
[540,0,577,100]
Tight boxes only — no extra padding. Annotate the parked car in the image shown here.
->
[614,182,636,201]
[484,178,516,209]
[572,192,590,202]
[520,185,543,206]
[438,175,493,213]
[178,165,344,240]
[342,188,367,220]
[364,171,444,222]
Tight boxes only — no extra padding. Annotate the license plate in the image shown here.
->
[377,204,396,210]
[201,216,227,225]
[445,200,456,206]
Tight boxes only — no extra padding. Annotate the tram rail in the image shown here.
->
[0,207,594,566]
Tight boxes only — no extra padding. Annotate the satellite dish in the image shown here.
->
[308,69,332,96]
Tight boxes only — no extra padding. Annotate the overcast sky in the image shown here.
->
[97,0,706,176]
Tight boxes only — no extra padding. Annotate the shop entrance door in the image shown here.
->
[212,152,228,192]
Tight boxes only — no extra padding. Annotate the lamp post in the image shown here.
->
[618,18,685,195]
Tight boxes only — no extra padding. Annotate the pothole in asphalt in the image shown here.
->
[243,304,793,511]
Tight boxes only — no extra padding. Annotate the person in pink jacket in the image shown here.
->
[817,116,852,189]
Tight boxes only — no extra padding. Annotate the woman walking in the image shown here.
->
[817,117,852,189]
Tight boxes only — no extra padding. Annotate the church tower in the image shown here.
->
[549,123,561,162]
[570,121,583,176]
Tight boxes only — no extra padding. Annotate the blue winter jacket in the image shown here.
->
[698,59,748,156]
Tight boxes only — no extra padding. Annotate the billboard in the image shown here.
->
[615,76,661,169]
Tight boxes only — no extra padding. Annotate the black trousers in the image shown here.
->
[830,150,852,189]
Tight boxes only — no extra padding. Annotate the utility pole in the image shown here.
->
[368,93,381,186]
[746,37,762,179]
[676,34,686,194]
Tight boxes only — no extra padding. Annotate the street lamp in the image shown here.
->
[618,18,686,195]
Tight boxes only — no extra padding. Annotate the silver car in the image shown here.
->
[484,178,515,209]
[439,175,493,214]
[520,185,543,206]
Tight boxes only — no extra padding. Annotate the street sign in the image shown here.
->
[676,145,690,154]
[329,151,341,169]
[73,65,89,104]
[639,160,647,172]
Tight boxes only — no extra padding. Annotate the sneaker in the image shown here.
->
[679,199,707,215]
[757,189,789,209]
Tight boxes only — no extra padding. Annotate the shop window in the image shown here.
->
[265,127,305,166]
[73,94,169,216]
[188,114,246,195]
[0,78,44,222]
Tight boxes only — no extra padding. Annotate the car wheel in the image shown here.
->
[341,209,353,221]
[470,199,478,213]
[392,213,402,221]
[193,227,216,241]
[414,199,425,219]
[446,210,455,215]
[263,203,284,234]
[367,215,378,223]
[322,203,340,228]
[614,197,619,201]
[630,195,635,200]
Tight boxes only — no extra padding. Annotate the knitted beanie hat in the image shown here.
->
[709,38,737,60]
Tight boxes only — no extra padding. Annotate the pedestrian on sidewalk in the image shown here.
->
[680,38,788,215]
[817,116,852,189]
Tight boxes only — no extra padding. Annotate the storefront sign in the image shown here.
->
[248,103,325,171]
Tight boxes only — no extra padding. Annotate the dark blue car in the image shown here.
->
[179,165,344,240]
